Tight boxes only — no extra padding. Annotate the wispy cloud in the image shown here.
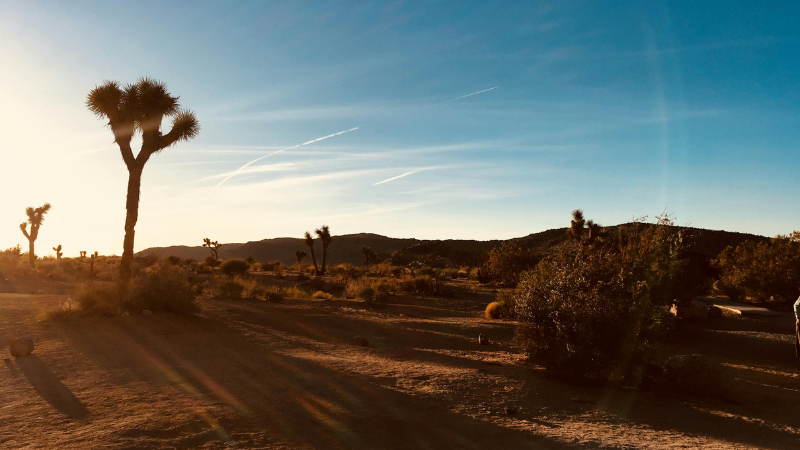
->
[435,86,500,105]
[372,169,424,186]
[204,127,359,198]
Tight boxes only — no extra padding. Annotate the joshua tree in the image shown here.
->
[87,78,199,281]
[586,220,601,243]
[362,246,377,266]
[315,225,333,276]
[304,232,320,275]
[295,249,307,263]
[203,238,222,260]
[569,209,586,240]
[80,251,87,259]
[53,244,63,261]
[19,203,51,267]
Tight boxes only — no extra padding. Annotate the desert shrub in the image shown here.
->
[132,253,160,271]
[220,259,250,276]
[714,233,800,303]
[261,260,284,272]
[166,255,182,266]
[329,263,362,279]
[514,216,686,382]
[308,277,326,291]
[345,279,376,301]
[204,255,220,268]
[478,242,538,287]
[250,262,263,271]
[236,277,266,299]
[312,291,334,300]
[418,252,449,268]
[486,290,516,320]
[264,286,284,303]
[75,282,121,315]
[416,267,437,277]
[125,264,198,314]
[215,278,244,299]
[282,286,307,298]
[400,275,439,295]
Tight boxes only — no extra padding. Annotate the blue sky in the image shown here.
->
[1,1,799,256]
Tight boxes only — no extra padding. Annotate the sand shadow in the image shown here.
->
[15,355,89,419]
[4,358,20,378]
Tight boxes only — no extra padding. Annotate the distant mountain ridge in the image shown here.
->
[138,225,771,268]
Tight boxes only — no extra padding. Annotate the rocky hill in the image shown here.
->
[139,225,771,268]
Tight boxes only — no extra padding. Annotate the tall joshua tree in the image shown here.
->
[304,232,320,275]
[295,249,307,263]
[19,203,51,267]
[315,225,332,276]
[203,238,222,260]
[87,78,199,281]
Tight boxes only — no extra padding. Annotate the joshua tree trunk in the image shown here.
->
[309,248,320,275]
[28,239,35,267]
[320,248,328,276]
[120,166,142,282]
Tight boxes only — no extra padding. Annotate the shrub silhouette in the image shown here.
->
[714,233,800,303]
[315,225,332,276]
[220,259,249,276]
[295,249,307,263]
[19,203,51,267]
[203,255,221,268]
[362,246,377,266]
[87,78,199,281]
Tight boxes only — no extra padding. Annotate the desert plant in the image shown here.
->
[19,203,51,267]
[88,78,199,281]
[125,264,198,314]
[220,259,249,276]
[304,231,320,275]
[315,225,333,276]
[203,254,221,268]
[53,245,63,261]
[215,278,245,299]
[295,249,307,263]
[362,246,377,266]
[203,238,222,260]
[477,242,538,287]
[312,290,334,300]
[569,209,585,240]
[514,216,685,382]
[714,234,800,303]
[486,290,516,320]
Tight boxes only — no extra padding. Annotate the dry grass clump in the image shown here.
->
[345,279,376,302]
[312,291,334,300]
[485,290,516,320]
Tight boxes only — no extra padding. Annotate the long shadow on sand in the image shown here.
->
[15,355,89,419]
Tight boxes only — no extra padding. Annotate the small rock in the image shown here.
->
[141,310,153,316]
[10,337,34,358]
[353,336,369,347]
[478,334,490,345]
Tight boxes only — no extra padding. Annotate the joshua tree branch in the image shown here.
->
[19,223,30,240]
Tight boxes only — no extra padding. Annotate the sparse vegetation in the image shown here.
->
[714,232,800,303]
[220,259,250,276]
[477,242,537,287]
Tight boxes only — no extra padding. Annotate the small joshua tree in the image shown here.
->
[53,245,63,261]
[80,251,87,259]
[295,249,307,263]
[362,246,377,266]
[304,232,320,275]
[315,225,333,276]
[569,209,585,240]
[203,238,222,260]
[19,203,52,268]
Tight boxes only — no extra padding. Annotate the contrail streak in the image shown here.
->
[436,86,499,105]
[205,127,358,198]
[372,169,422,186]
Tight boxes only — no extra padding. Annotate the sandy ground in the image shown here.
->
[1,285,799,449]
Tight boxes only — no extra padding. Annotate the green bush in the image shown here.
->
[220,259,250,276]
[514,217,684,382]
[714,233,800,303]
